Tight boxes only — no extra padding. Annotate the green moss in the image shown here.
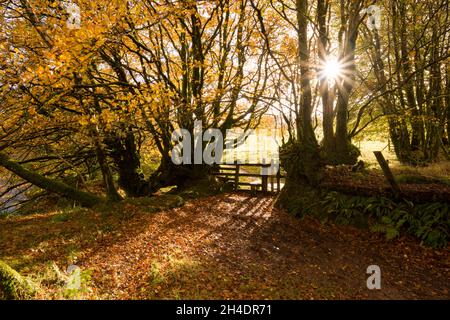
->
[126,194,185,211]
[0,260,36,300]
[174,178,224,199]
[279,140,325,186]
[275,181,321,218]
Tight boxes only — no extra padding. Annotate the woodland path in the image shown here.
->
[1,193,449,299]
[80,194,450,299]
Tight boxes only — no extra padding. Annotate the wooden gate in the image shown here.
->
[212,163,285,194]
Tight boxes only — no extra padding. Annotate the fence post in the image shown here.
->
[276,168,281,193]
[234,164,240,191]
[261,164,268,193]
[373,151,402,199]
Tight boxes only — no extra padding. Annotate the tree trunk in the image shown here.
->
[372,26,413,164]
[149,155,210,192]
[296,0,317,146]
[93,139,122,202]
[106,130,150,197]
[446,62,450,146]
[0,153,103,207]
[334,0,361,165]
[0,260,35,300]
[91,126,122,202]
[317,0,336,158]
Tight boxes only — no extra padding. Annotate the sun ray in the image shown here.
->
[319,57,345,83]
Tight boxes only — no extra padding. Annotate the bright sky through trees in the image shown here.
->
[320,57,344,83]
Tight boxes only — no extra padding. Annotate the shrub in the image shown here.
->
[280,189,450,248]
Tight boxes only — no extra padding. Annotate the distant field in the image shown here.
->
[222,137,398,166]
[221,132,280,165]
[356,140,397,165]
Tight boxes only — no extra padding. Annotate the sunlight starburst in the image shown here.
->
[320,57,344,82]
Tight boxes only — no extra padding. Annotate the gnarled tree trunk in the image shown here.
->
[105,130,151,197]
[0,153,103,207]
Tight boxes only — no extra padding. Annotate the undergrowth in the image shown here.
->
[277,184,450,248]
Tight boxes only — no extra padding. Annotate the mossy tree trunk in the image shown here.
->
[0,153,104,207]
[105,130,151,197]
[327,1,363,166]
[148,156,211,192]
[93,136,122,202]
[0,260,35,300]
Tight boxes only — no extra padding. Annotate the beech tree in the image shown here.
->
[0,0,269,206]
[365,0,450,164]
[0,0,449,211]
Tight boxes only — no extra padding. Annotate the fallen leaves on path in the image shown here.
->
[0,193,449,299]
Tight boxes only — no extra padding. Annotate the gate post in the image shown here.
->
[262,163,269,193]
[234,164,240,191]
[276,168,281,193]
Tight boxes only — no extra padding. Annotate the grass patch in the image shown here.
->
[396,174,450,187]
[393,161,450,178]
[147,250,204,299]
[28,262,94,300]
[51,206,89,223]
[126,194,185,211]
